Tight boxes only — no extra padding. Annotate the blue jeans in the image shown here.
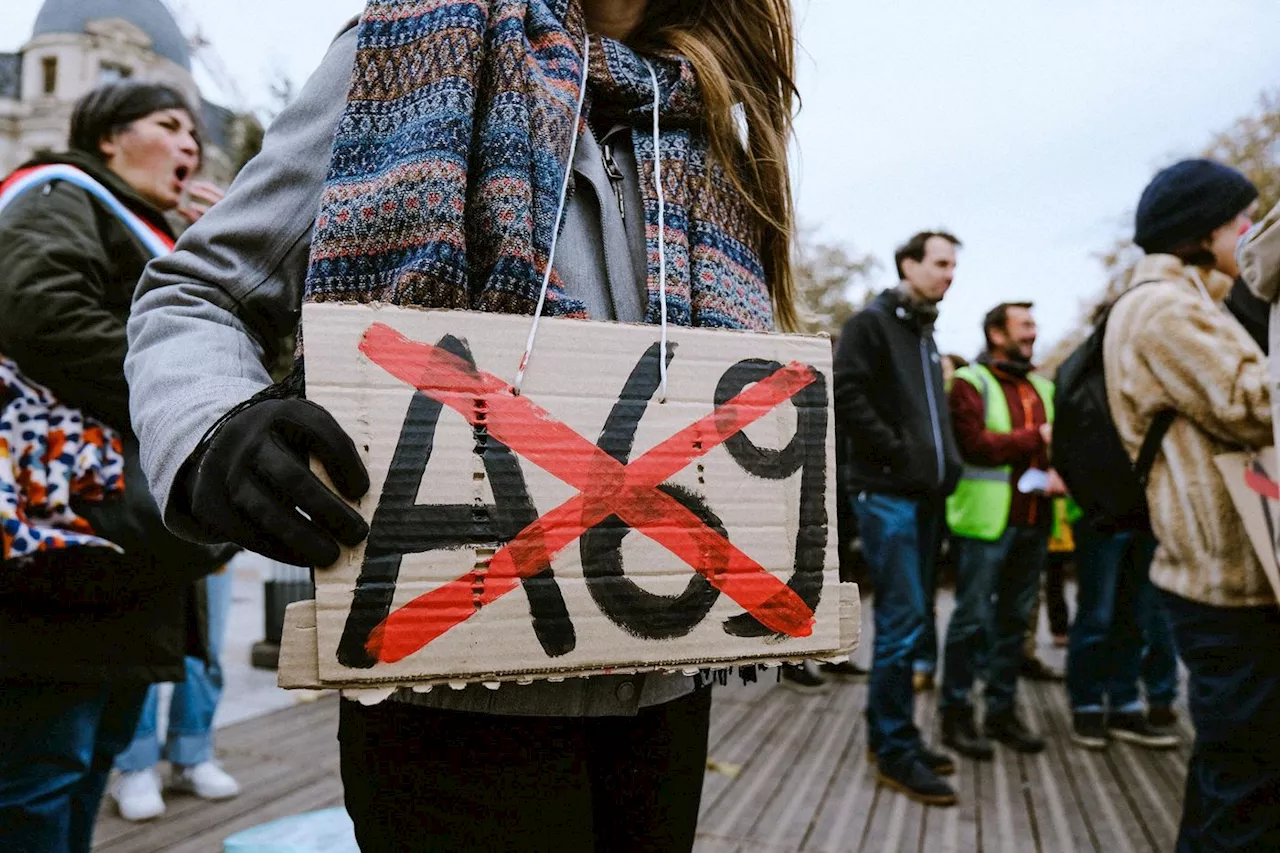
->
[941,527,1046,717]
[1161,591,1280,852]
[853,491,942,762]
[1139,575,1179,707]
[914,535,942,677]
[116,569,232,771]
[1066,529,1178,711]
[0,682,148,853]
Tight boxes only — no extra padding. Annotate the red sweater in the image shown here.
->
[948,366,1050,529]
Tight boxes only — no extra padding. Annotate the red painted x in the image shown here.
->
[1246,464,1280,501]
[357,323,819,664]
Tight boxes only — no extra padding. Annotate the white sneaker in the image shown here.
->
[111,769,166,821]
[168,761,241,800]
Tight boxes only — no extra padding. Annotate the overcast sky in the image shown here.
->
[4,0,1279,355]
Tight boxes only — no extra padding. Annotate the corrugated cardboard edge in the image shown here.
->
[277,600,323,690]
[839,581,861,658]
[277,584,861,697]
[1214,449,1280,606]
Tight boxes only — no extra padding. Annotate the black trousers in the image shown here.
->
[338,686,712,852]
[1162,592,1280,852]
[1045,551,1071,637]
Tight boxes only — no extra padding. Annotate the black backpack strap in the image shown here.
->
[1112,279,1176,488]
[1135,410,1176,487]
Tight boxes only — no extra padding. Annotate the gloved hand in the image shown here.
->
[186,398,370,567]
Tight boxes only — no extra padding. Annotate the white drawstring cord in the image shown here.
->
[514,38,670,406]
[514,32,592,396]
[644,58,670,404]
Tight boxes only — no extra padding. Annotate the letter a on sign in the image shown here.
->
[279,305,860,691]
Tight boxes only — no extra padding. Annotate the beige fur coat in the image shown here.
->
[1105,254,1273,607]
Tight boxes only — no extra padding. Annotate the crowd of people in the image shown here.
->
[0,1,1277,851]
[819,155,1280,851]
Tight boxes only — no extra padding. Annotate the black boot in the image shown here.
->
[779,662,830,695]
[1108,711,1179,749]
[1147,705,1177,729]
[819,660,868,681]
[985,709,1045,754]
[1020,655,1064,682]
[1071,710,1109,751]
[941,706,994,761]
[917,744,957,776]
[866,744,956,776]
[876,754,958,807]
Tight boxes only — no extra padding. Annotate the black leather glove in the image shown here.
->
[186,398,370,567]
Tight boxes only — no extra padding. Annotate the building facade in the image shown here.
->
[0,0,244,184]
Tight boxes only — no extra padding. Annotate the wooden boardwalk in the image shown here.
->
[92,674,1190,852]
[92,696,345,853]
[697,675,1190,853]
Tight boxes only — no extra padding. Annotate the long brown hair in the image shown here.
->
[633,0,800,331]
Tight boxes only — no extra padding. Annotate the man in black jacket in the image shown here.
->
[834,231,964,806]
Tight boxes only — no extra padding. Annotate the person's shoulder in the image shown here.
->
[293,19,360,108]
[1109,279,1183,328]
[0,177,97,234]
[948,373,984,405]
[835,308,887,357]
[1136,282,1204,330]
[1129,278,1185,302]
[950,365,987,394]
[841,297,892,334]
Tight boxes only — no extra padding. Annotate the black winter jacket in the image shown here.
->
[1226,277,1269,354]
[0,152,228,684]
[834,289,962,499]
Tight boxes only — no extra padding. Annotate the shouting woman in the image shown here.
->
[125,2,801,850]
[0,82,232,853]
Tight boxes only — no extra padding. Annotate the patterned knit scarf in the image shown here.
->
[304,0,773,332]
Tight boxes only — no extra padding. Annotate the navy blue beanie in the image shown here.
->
[1134,159,1257,254]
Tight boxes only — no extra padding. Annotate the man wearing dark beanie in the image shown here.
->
[1105,158,1277,850]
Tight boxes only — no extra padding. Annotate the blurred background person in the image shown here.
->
[0,81,232,853]
[110,566,240,821]
[1066,519,1181,752]
[834,231,963,805]
[940,302,1060,760]
[1107,159,1274,850]
[941,353,968,392]
[1045,498,1079,648]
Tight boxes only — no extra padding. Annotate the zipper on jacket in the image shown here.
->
[920,339,946,486]
[556,175,577,242]
[601,139,627,229]
[594,179,627,321]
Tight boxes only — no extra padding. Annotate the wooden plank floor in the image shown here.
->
[93,601,1191,852]
[695,674,1190,853]
[92,696,344,853]
[92,677,1190,853]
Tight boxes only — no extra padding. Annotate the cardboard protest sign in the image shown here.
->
[1215,447,1280,606]
[277,304,860,690]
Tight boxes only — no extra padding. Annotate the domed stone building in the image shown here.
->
[0,0,247,183]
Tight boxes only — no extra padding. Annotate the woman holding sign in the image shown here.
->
[126,1,801,850]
